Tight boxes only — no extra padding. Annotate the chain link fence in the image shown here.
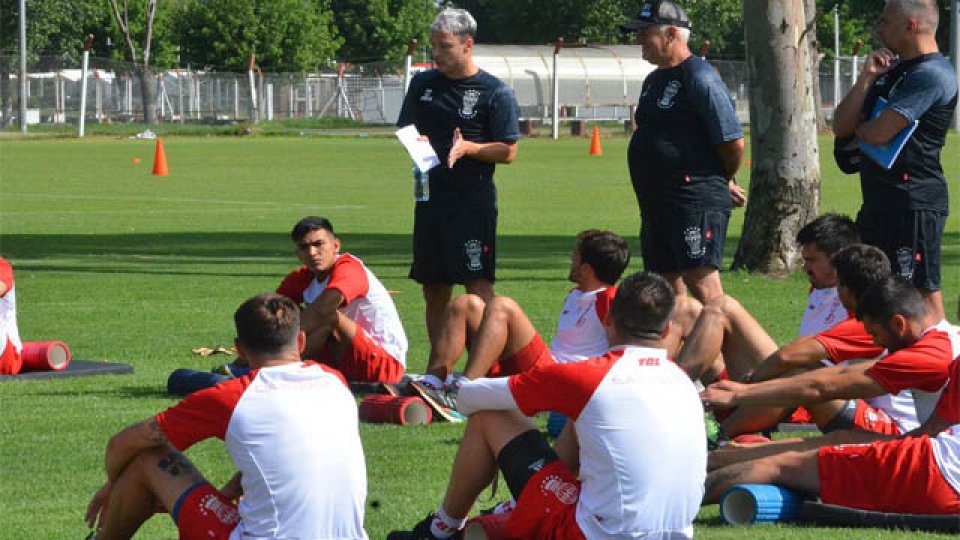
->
[1,54,863,128]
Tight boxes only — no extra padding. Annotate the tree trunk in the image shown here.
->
[803,0,827,132]
[138,66,157,125]
[732,0,820,276]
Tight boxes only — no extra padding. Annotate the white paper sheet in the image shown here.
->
[396,125,441,173]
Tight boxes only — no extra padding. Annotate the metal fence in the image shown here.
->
[1,53,865,128]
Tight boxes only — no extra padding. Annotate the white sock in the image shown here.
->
[430,505,466,539]
[420,374,444,390]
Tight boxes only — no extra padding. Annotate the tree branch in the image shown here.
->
[108,0,138,63]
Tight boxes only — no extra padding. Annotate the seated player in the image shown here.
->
[703,354,960,516]
[388,272,706,539]
[0,256,22,375]
[408,230,630,409]
[85,294,368,539]
[701,276,959,461]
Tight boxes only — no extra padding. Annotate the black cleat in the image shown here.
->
[387,513,462,540]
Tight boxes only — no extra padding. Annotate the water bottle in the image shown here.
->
[413,165,430,202]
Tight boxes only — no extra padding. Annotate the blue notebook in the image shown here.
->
[858,97,918,170]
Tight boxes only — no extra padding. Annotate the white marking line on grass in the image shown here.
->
[3,191,367,210]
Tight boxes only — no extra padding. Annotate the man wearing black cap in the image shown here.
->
[623,0,745,304]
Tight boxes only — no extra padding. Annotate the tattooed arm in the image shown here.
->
[104,417,170,482]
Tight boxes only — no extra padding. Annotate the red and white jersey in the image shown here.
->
[550,286,615,363]
[459,346,705,539]
[932,357,960,497]
[156,362,368,540]
[798,287,847,337]
[0,258,21,354]
[815,316,918,432]
[277,253,407,365]
[867,320,960,428]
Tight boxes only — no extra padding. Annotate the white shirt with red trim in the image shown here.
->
[156,362,368,540]
[867,320,960,430]
[931,358,960,497]
[0,257,21,355]
[813,317,918,432]
[276,253,407,365]
[798,287,847,337]
[550,286,615,364]
[459,346,705,539]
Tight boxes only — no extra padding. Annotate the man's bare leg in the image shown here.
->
[424,283,454,347]
[95,446,208,540]
[703,449,820,505]
[707,429,892,471]
[424,294,485,381]
[440,410,537,519]
[464,278,495,303]
[463,296,540,380]
[681,266,724,303]
[303,311,358,361]
[921,289,944,323]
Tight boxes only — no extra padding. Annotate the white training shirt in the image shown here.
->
[798,286,847,337]
[459,346,705,539]
[0,257,22,354]
[157,362,368,540]
[550,286,615,363]
[277,253,408,365]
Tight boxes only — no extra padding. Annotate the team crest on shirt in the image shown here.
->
[460,89,481,118]
[540,475,579,505]
[684,226,706,258]
[895,247,915,280]
[420,88,433,102]
[199,494,240,524]
[658,80,681,109]
[464,239,483,271]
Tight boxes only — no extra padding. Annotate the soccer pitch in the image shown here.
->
[0,133,957,538]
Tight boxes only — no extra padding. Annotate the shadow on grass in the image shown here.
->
[31,385,171,399]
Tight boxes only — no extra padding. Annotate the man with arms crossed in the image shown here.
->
[85,294,368,539]
[397,8,520,347]
[389,272,706,540]
[833,0,957,321]
[623,0,745,302]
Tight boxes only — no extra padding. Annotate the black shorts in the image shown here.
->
[410,200,497,285]
[496,429,559,500]
[856,209,945,291]
[640,208,730,274]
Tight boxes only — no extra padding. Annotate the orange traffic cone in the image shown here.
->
[152,137,169,176]
[589,126,602,156]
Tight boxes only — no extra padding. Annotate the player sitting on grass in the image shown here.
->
[700,276,959,475]
[407,230,630,413]
[85,294,368,539]
[0,256,23,375]
[703,347,960,516]
[388,272,706,540]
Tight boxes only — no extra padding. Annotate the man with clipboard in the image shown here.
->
[833,0,957,322]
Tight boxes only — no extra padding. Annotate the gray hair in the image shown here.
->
[431,8,477,39]
[889,0,939,32]
[655,24,690,44]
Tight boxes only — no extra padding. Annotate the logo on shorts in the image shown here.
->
[895,247,915,280]
[540,474,579,505]
[528,458,545,472]
[199,494,240,525]
[683,226,706,259]
[460,89,481,119]
[658,80,681,109]
[464,239,484,271]
[420,88,433,102]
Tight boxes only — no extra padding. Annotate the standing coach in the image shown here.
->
[397,7,521,347]
[623,1,745,303]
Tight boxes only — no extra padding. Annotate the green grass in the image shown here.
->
[0,133,957,539]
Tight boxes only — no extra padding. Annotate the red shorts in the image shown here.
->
[0,338,21,375]
[487,333,555,378]
[819,436,960,515]
[318,327,404,383]
[852,400,901,435]
[173,483,240,540]
[506,460,586,540]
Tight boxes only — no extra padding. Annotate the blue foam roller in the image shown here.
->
[720,484,809,525]
[546,412,567,438]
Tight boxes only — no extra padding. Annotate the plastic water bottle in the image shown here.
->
[413,165,430,202]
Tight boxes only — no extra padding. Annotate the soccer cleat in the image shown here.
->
[387,513,462,540]
[407,381,464,423]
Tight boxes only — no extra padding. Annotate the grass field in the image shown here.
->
[0,131,957,539]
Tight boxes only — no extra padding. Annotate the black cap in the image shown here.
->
[620,1,691,32]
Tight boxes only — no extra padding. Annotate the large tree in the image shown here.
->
[174,0,341,71]
[732,0,821,275]
[332,0,437,65]
[107,0,162,124]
